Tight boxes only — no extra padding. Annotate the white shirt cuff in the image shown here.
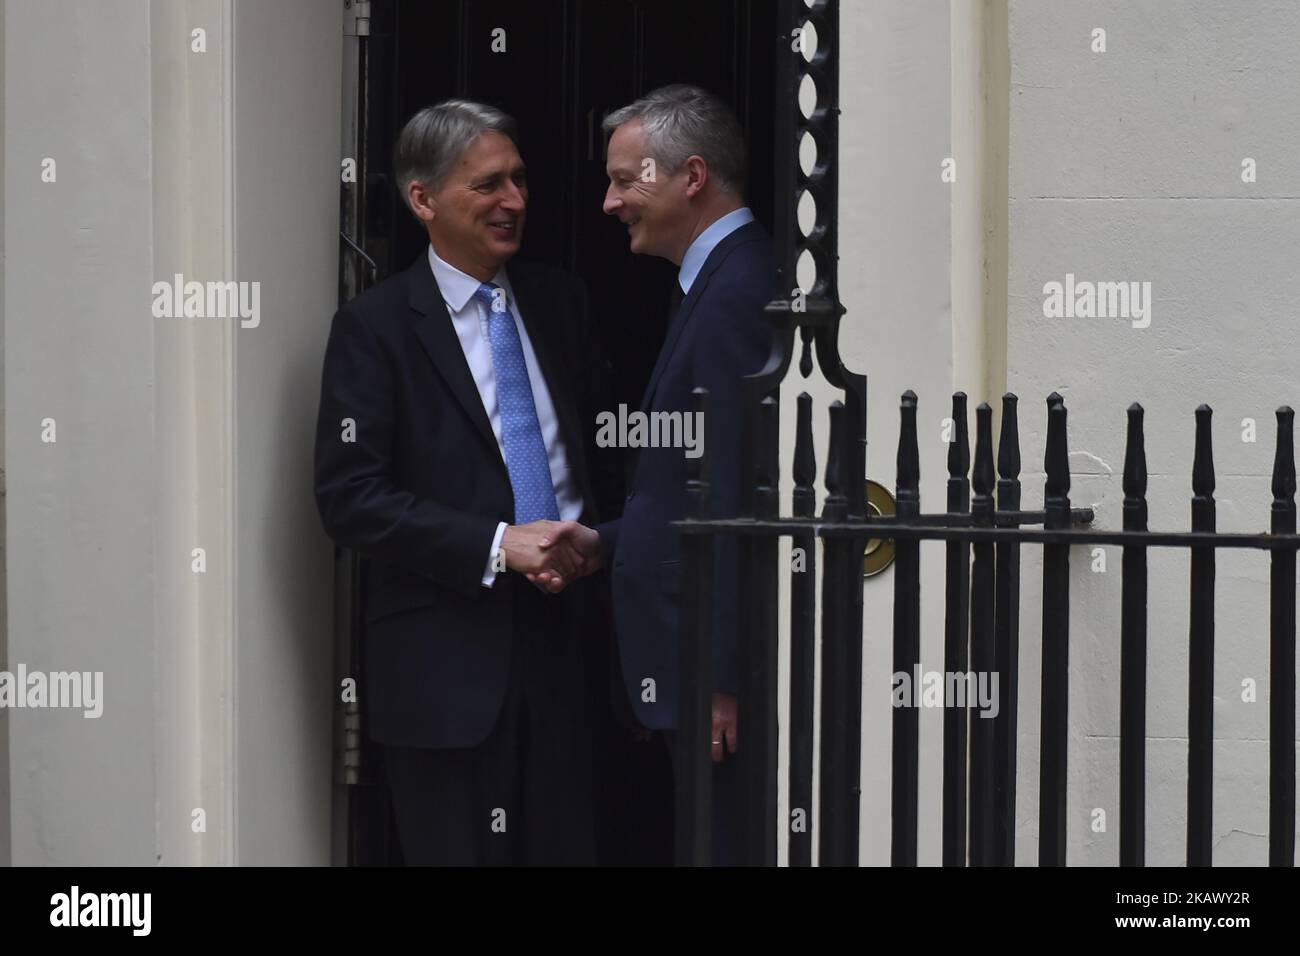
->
[481,522,508,587]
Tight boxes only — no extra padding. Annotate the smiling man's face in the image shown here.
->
[425,131,527,279]
[603,120,692,264]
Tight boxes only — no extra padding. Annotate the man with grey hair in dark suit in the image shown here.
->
[314,99,619,865]
[538,84,777,865]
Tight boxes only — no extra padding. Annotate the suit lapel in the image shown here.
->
[404,253,506,476]
[638,285,697,414]
[638,220,764,413]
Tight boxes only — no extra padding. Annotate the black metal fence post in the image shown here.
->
[1039,394,1071,866]
[942,392,971,866]
[1187,406,1216,866]
[1270,406,1296,867]
[993,393,1022,865]
[739,395,781,866]
[969,403,997,864]
[789,392,817,866]
[891,391,921,866]
[1120,403,1149,867]
[819,401,862,865]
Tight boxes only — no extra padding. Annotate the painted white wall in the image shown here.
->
[5,0,160,864]
[1008,0,1300,865]
[230,0,341,865]
[150,0,239,870]
[0,0,9,867]
[3,0,340,865]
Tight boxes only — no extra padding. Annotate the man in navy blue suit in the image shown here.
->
[314,100,619,865]
[542,85,776,864]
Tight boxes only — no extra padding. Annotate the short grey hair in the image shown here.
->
[394,99,518,212]
[602,84,747,196]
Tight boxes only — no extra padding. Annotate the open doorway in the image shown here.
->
[335,0,779,865]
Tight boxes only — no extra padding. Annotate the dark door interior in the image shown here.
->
[344,0,778,865]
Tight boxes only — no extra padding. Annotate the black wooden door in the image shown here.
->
[345,0,778,866]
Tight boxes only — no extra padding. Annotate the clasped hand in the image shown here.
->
[501,520,603,593]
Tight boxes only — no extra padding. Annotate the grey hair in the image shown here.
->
[394,99,518,212]
[601,84,746,196]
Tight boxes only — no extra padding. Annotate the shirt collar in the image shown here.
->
[427,244,513,312]
[677,206,755,296]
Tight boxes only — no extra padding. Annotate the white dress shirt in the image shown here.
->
[426,245,583,587]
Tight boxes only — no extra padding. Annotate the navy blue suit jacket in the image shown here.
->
[597,219,776,730]
[313,252,619,749]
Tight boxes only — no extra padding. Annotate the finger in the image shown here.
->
[551,546,581,579]
[725,719,738,756]
[711,713,725,763]
[538,521,572,549]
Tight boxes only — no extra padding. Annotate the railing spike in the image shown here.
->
[973,403,995,500]
[1123,404,1147,500]
[998,393,1021,481]
[794,391,816,493]
[1192,405,1215,499]
[1045,396,1070,501]
[1272,406,1295,502]
[948,392,970,480]
[897,391,920,508]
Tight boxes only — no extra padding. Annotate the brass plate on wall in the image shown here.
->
[863,479,897,578]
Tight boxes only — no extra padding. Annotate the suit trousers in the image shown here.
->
[382,580,594,865]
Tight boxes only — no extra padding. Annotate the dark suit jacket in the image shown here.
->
[314,251,619,749]
[597,219,776,730]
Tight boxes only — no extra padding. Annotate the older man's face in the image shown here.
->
[428,131,527,277]
[603,120,690,263]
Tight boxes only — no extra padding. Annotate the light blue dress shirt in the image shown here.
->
[676,206,755,295]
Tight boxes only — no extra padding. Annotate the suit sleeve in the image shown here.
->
[313,303,499,598]
[595,517,621,560]
[692,278,775,697]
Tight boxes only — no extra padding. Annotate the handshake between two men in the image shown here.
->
[501,520,604,593]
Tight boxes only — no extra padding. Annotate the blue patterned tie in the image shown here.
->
[473,282,560,523]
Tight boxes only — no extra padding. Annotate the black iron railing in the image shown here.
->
[674,389,1299,866]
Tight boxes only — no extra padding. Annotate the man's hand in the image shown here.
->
[711,693,737,763]
[527,521,605,593]
[501,520,585,591]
